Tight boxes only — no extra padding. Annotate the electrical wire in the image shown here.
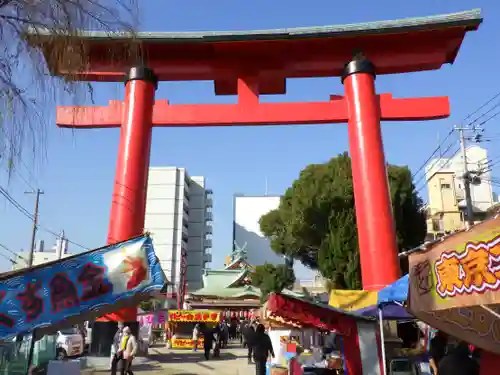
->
[411,128,455,179]
[413,143,460,192]
[0,242,28,262]
[413,91,500,186]
[0,186,89,250]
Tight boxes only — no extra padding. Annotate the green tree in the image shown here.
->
[139,297,162,312]
[259,152,426,290]
[252,263,296,302]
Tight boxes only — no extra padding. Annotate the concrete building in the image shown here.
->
[144,167,213,298]
[425,144,495,238]
[13,235,69,270]
[232,195,285,266]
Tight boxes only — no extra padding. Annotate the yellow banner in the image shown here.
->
[329,290,377,311]
[168,310,221,323]
[171,338,204,349]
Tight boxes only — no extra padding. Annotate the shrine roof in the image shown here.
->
[191,285,261,298]
[27,9,482,85]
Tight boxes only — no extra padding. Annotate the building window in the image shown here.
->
[441,183,451,189]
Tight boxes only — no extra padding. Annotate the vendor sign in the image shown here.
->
[408,216,500,354]
[0,235,166,341]
[171,337,204,349]
[168,310,221,323]
[138,311,167,326]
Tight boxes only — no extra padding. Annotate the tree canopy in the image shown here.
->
[252,263,296,302]
[259,152,426,290]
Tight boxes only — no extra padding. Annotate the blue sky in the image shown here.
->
[1,0,500,278]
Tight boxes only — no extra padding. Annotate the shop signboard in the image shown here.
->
[0,235,166,341]
[171,337,204,349]
[167,310,221,323]
[408,216,500,354]
[138,311,167,326]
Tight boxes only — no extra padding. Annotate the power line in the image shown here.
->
[461,91,500,124]
[0,186,89,250]
[413,142,459,191]
[411,128,454,179]
[413,91,500,185]
[0,242,28,262]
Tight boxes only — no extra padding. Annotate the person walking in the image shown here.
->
[192,323,201,352]
[252,324,275,375]
[110,323,124,372]
[243,322,256,363]
[203,327,215,360]
[114,326,138,375]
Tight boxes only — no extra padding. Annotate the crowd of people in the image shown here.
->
[192,319,275,375]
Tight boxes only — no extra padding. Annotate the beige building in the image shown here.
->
[425,171,464,238]
[425,144,495,239]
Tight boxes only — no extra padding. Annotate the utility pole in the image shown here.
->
[455,126,475,228]
[25,189,44,267]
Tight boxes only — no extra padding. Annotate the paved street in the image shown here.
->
[92,343,255,375]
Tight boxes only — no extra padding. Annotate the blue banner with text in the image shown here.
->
[0,235,166,340]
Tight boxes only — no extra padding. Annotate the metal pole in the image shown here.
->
[25,189,43,268]
[457,128,475,227]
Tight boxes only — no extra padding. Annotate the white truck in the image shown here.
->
[56,327,85,360]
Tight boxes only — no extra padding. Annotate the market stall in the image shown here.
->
[407,215,500,375]
[263,293,382,375]
[167,310,221,349]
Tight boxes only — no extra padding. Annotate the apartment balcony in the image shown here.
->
[205,197,213,208]
[205,211,213,221]
[182,224,189,238]
[205,224,213,235]
[203,252,212,263]
[204,238,212,248]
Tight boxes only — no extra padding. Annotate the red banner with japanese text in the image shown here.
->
[408,216,500,354]
[168,309,221,323]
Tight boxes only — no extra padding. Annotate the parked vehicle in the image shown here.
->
[56,328,84,360]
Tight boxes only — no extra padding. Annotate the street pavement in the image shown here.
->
[92,343,255,375]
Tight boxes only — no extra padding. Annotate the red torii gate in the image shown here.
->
[29,9,485,370]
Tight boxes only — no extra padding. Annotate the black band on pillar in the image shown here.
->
[341,58,376,84]
[125,66,158,90]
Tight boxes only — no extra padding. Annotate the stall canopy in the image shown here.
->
[355,275,413,320]
[378,274,409,304]
[266,292,373,334]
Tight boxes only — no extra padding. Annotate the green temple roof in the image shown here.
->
[190,267,260,298]
[192,284,261,299]
[28,9,480,43]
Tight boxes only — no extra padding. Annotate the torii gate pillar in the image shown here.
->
[342,58,400,289]
[91,67,157,352]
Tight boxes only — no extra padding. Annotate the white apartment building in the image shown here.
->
[13,235,69,270]
[144,167,213,296]
[425,144,495,213]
